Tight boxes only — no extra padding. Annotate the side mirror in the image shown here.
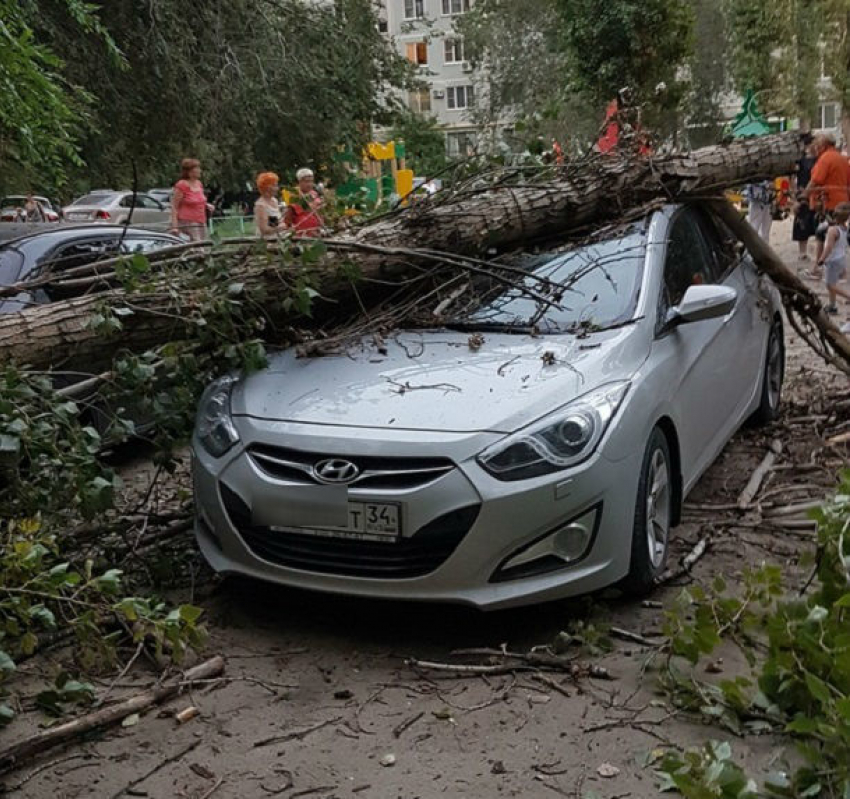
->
[666,284,737,329]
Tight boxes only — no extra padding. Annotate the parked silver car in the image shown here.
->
[1,196,60,222]
[62,191,170,229]
[192,204,784,609]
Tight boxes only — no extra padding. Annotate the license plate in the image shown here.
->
[67,213,88,221]
[272,502,401,543]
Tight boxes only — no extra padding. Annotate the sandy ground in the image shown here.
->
[6,219,850,799]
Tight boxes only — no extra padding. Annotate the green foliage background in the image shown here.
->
[0,0,414,196]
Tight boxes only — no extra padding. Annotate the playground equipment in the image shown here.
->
[726,90,792,217]
[334,141,415,207]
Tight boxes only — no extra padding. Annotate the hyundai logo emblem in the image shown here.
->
[312,458,360,484]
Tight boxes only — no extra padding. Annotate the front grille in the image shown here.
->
[248,444,455,491]
[220,483,478,578]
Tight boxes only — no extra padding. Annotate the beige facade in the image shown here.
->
[379,0,480,156]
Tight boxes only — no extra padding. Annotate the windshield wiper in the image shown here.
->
[443,321,540,335]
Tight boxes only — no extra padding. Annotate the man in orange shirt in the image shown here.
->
[806,133,850,270]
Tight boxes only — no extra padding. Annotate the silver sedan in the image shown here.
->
[62,191,170,229]
[191,204,784,609]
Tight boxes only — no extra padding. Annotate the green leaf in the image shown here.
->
[29,605,56,629]
[178,605,204,624]
[95,568,122,593]
[0,650,16,674]
[804,673,832,705]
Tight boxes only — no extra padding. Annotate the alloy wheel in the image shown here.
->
[766,330,783,412]
[645,449,671,570]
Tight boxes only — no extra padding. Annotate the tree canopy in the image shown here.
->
[1,0,413,195]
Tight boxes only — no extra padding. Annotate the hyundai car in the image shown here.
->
[191,203,784,609]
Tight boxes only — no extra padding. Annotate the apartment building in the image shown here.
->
[379,0,479,157]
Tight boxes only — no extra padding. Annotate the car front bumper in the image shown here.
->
[192,418,642,610]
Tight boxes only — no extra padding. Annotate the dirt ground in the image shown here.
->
[6,219,850,799]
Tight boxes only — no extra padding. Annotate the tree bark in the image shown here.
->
[0,132,810,371]
[0,656,225,775]
[353,131,808,255]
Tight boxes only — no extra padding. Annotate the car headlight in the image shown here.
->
[478,382,629,481]
[196,376,240,458]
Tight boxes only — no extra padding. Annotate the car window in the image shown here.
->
[122,237,178,254]
[453,228,646,334]
[0,249,23,285]
[119,195,137,209]
[141,195,164,210]
[72,194,114,206]
[659,209,717,321]
[694,209,740,281]
[43,238,121,272]
[0,198,24,210]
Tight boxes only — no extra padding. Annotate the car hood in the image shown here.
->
[231,328,648,433]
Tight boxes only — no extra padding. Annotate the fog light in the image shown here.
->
[492,505,600,582]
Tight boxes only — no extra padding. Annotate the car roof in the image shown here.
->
[0,225,181,249]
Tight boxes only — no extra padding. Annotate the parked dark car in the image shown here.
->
[0,225,182,313]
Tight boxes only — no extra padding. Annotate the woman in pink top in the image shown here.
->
[171,158,212,241]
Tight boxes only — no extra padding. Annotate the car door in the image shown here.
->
[696,208,766,419]
[653,207,746,486]
[140,195,169,227]
[118,194,137,224]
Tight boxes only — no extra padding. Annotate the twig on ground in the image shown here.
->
[658,534,710,585]
[1,753,93,794]
[253,717,342,748]
[199,777,225,799]
[392,711,424,738]
[111,739,200,799]
[737,439,783,509]
[609,627,664,648]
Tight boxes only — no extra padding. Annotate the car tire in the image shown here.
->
[748,319,784,427]
[622,428,673,596]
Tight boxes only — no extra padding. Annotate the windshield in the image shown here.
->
[71,194,114,206]
[453,228,646,334]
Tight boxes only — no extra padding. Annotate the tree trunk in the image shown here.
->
[352,132,807,254]
[0,132,809,371]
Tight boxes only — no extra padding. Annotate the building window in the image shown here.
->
[408,89,432,114]
[405,41,428,65]
[404,0,425,20]
[446,85,474,110]
[442,0,470,14]
[819,102,839,130]
[446,131,476,157]
[444,38,464,63]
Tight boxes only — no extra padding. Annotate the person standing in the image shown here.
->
[284,168,324,236]
[744,181,774,242]
[254,172,284,237]
[793,141,818,261]
[170,158,212,241]
[24,193,45,223]
[806,133,850,272]
[815,202,850,314]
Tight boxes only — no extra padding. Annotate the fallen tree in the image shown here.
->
[0,131,816,372]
